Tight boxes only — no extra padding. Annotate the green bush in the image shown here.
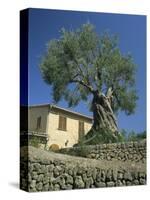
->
[74,128,146,147]
[127,130,146,141]
[119,129,146,142]
[29,136,41,148]
[76,128,125,146]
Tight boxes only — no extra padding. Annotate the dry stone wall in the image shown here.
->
[20,144,146,192]
[58,140,146,163]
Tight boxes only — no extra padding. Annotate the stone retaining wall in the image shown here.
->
[58,140,146,163]
[20,145,146,192]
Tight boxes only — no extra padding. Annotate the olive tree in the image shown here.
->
[40,23,138,142]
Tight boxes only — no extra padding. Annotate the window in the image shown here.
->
[58,115,67,131]
[78,121,84,140]
[36,116,41,130]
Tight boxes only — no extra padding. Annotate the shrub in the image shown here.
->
[29,136,40,148]
[127,130,146,141]
[76,128,125,146]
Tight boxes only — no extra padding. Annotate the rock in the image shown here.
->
[128,154,133,160]
[124,172,132,181]
[106,169,113,181]
[106,181,115,187]
[72,167,78,176]
[49,183,54,191]
[53,176,66,189]
[65,174,73,185]
[42,159,51,165]
[29,188,37,192]
[68,168,73,176]
[43,183,49,191]
[43,175,49,184]
[116,180,123,186]
[126,142,133,148]
[59,178,66,190]
[118,152,125,159]
[95,181,106,187]
[86,168,92,177]
[37,174,44,182]
[65,184,73,190]
[139,178,146,185]
[30,180,36,189]
[109,152,115,158]
[96,171,101,182]
[133,180,139,185]
[95,154,99,159]
[91,185,95,188]
[77,167,86,175]
[40,165,46,174]
[92,168,97,180]
[74,176,85,189]
[133,172,138,179]
[121,143,126,148]
[53,160,60,166]
[48,164,54,172]
[33,163,41,172]
[82,173,87,182]
[122,180,126,186]
[85,177,93,188]
[56,165,62,171]
[36,182,43,191]
[53,168,60,177]
[139,172,146,179]
[90,153,96,159]
[112,170,117,181]
[117,172,124,180]
[53,184,60,191]
[126,181,132,186]
[31,171,38,180]
[106,155,111,161]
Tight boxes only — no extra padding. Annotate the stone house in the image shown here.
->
[28,104,93,149]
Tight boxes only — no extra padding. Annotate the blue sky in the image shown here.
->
[28,8,146,133]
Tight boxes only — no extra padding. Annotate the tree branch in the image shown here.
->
[70,79,94,94]
[73,57,95,92]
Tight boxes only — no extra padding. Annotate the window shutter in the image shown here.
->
[37,116,41,130]
[58,115,67,131]
[79,121,84,140]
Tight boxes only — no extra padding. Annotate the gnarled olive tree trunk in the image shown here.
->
[82,89,119,144]
[92,91,118,133]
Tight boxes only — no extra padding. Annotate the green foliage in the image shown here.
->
[74,145,90,157]
[76,128,124,146]
[28,136,48,148]
[119,129,128,142]
[120,129,146,142]
[75,129,146,146]
[127,130,146,141]
[29,136,40,148]
[40,22,138,115]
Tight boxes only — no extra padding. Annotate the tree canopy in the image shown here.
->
[40,23,138,115]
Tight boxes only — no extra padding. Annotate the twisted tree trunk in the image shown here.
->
[92,90,118,133]
[74,89,120,146]
[82,89,119,144]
